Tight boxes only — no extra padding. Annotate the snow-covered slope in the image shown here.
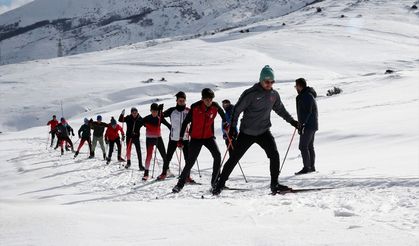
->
[0,0,316,65]
[0,0,418,245]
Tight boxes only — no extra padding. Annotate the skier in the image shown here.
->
[104,117,125,164]
[212,65,300,195]
[118,107,145,170]
[47,115,59,147]
[221,99,237,155]
[141,103,171,180]
[294,78,318,175]
[74,118,94,158]
[156,91,191,181]
[172,88,227,193]
[52,117,75,155]
[90,115,108,160]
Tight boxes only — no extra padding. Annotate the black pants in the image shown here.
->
[177,138,221,187]
[162,140,189,175]
[299,129,316,171]
[145,137,167,170]
[218,131,280,187]
[126,136,143,168]
[50,132,56,146]
[108,137,122,160]
[57,136,74,150]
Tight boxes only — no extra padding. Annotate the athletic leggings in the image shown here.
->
[145,137,167,170]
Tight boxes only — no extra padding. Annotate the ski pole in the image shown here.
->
[279,128,297,175]
[196,159,202,178]
[227,135,247,183]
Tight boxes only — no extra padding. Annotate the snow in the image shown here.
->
[1,0,419,245]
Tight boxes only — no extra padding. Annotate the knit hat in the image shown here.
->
[97,115,102,121]
[150,103,159,111]
[52,115,56,118]
[131,107,138,113]
[201,88,215,99]
[259,65,275,82]
[110,117,117,126]
[84,118,89,124]
[175,91,186,99]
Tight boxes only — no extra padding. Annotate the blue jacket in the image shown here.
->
[296,87,318,131]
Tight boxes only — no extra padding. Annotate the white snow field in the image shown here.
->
[1,0,419,245]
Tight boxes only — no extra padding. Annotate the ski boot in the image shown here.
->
[118,157,126,162]
[125,160,131,169]
[156,173,167,181]
[271,183,292,194]
[172,184,183,193]
[73,151,79,158]
[142,170,149,181]
[106,157,111,165]
[295,168,310,175]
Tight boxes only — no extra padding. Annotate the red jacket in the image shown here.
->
[47,119,59,130]
[143,114,171,138]
[105,124,124,141]
[180,101,226,139]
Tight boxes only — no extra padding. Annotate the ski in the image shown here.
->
[271,187,334,195]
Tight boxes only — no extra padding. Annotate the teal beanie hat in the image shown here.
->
[259,65,275,82]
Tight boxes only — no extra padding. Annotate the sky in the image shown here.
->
[0,0,32,14]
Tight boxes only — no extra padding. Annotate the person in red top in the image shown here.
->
[172,88,227,193]
[142,103,171,180]
[105,117,125,165]
[47,115,59,147]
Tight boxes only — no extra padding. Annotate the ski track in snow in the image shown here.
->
[3,135,418,234]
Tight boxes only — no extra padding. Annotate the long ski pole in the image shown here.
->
[227,135,247,183]
[279,128,297,175]
[60,100,64,118]
[151,145,158,178]
[196,159,202,178]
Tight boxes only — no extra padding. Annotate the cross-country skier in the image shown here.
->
[90,115,108,160]
[221,99,237,155]
[105,117,125,165]
[47,115,59,147]
[172,88,227,193]
[294,78,318,175]
[156,91,192,181]
[141,103,171,180]
[74,118,94,158]
[119,107,145,170]
[212,65,300,195]
[52,117,75,155]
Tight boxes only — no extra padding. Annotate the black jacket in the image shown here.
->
[296,87,318,131]
[91,121,108,137]
[118,114,143,138]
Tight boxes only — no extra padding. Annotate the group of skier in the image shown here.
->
[46,65,318,194]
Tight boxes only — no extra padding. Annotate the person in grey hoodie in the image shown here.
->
[294,78,318,175]
[212,65,299,195]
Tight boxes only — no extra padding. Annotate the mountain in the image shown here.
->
[0,0,316,65]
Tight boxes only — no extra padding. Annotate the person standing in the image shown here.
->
[172,88,227,193]
[91,115,108,160]
[52,117,75,155]
[157,91,191,181]
[212,65,299,195]
[142,103,171,180]
[47,115,59,147]
[119,107,145,170]
[294,78,318,175]
[221,99,237,155]
[105,117,125,164]
[74,118,94,158]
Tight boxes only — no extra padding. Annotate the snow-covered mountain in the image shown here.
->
[0,0,317,65]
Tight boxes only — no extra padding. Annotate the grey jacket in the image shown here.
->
[231,83,295,136]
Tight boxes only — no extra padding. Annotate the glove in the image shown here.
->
[223,134,228,140]
[290,120,300,129]
[121,109,125,115]
[298,124,305,135]
[105,139,109,144]
[177,139,184,148]
[228,127,238,140]
[121,135,125,141]
[222,122,230,131]
[158,104,164,111]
